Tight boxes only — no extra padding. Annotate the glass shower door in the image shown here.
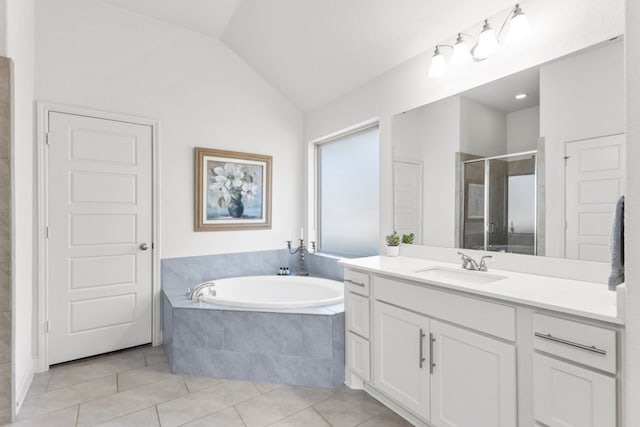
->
[462,152,537,255]
[462,161,486,250]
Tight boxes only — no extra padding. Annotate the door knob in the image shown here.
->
[139,243,149,251]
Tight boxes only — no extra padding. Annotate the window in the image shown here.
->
[316,124,379,257]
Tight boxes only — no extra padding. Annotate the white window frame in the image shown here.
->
[307,118,380,257]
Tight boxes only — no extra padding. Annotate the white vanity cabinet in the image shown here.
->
[344,269,371,385]
[341,261,622,427]
[531,313,618,427]
[371,275,517,426]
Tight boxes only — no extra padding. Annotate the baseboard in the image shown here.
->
[14,357,36,418]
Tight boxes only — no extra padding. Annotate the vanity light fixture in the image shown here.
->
[451,33,474,67]
[428,3,531,78]
[427,46,449,78]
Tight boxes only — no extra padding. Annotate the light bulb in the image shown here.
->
[474,19,500,60]
[505,5,531,44]
[428,47,448,78]
[451,34,473,67]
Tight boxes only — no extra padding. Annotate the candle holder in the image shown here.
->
[286,239,316,276]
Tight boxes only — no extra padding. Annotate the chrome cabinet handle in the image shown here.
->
[345,279,365,287]
[419,329,426,368]
[429,333,436,374]
[139,243,149,251]
[534,332,607,355]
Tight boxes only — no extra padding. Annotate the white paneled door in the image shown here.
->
[47,112,153,365]
[564,134,625,262]
[393,160,422,243]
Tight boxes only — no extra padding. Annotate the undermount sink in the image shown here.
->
[414,267,507,285]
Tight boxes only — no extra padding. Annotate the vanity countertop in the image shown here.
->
[341,256,622,325]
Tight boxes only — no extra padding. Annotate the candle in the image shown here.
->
[300,227,304,240]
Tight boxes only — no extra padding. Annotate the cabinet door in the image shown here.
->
[373,301,430,419]
[346,331,370,381]
[345,291,370,338]
[430,320,516,427]
[533,353,616,427]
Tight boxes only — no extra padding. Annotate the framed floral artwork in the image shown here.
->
[194,147,272,231]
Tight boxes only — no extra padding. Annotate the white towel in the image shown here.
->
[608,196,624,290]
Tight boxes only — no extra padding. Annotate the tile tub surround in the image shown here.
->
[161,249,344,292]
[161,250,346,388]
[162,293,345,388]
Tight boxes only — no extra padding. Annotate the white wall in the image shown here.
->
[625,0,640,424]
[304,0,624,253]
[3,0,35,415]
[539,41,625,258]
[460,97,507,156]
[35,0,304,259]
[506,106,539,153]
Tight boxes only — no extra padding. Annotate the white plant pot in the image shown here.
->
[386,245,400,257]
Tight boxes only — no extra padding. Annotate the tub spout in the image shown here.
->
[187,281,216,300]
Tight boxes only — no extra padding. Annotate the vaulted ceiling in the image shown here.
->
[99,0,518,111]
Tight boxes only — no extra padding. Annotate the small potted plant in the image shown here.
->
[402,233,415,244]
[385,231,400,257]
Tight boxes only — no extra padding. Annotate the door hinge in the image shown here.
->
[45,133,51,145]
[45,226,50,239]
[45,320,50,333]
[565,220,568,230]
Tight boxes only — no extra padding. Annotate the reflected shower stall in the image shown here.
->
[462,151,537,255]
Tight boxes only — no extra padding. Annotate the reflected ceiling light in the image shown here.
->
[515,93,527,100]
[451,33,473,67]
[427,46,448,78]
[427,3,531,78]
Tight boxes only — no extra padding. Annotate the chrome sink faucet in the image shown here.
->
[457,252,493,272]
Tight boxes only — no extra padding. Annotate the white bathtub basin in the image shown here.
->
[195,275,344,309]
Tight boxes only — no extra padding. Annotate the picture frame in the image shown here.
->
[194,147,272,231]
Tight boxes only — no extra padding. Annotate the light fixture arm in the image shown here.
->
[497,4,520,40]
[457,32,477,44]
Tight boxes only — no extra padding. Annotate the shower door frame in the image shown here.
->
[462,150,538,255]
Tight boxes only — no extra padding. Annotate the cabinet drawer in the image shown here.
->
[346,292,370,338]
[346,332,370,381]
[533,313,616,374]
[533,353,616,427]
[344,269,370,296]
[375,275,515,341]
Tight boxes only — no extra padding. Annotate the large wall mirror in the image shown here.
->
[392,36,624,262]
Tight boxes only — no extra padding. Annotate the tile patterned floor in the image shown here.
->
[2,345,412,427]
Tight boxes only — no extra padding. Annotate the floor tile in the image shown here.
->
[269,407,331,427]
[9,405,79,427]
[18,375,117,419]
[235,385,333,427]
[355,408,413,427]
[47,350,146,391]
[254,381,285,394]
[313,389,387,427]
[181,406,246,427]
[76,377,187,426]
[186,379,261,409]
[95,405,160,427]
[156,397,218,427]
[183,375,223,393]
[117,361,177,392]
[22,372,52,401]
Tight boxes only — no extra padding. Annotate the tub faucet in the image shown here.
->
[457,252,493,272]
[186,281,216,300]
